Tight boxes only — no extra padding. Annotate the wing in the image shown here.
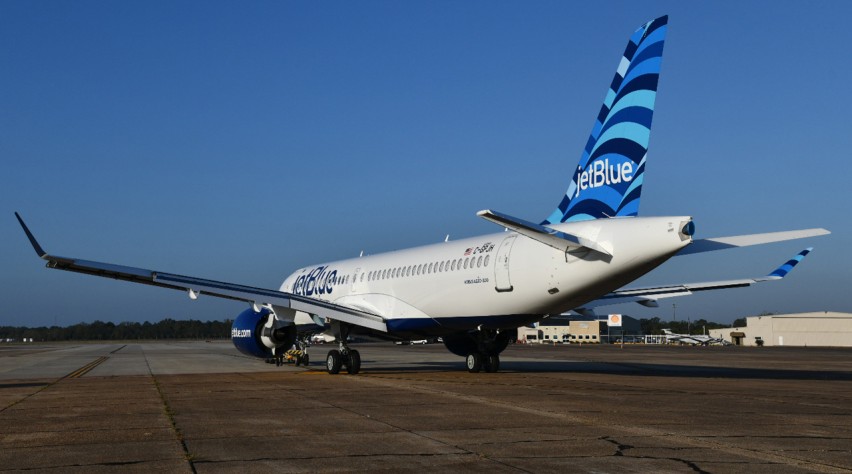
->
[15,213,387,332]
[579,248,814,311]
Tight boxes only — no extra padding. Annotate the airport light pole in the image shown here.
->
[672,303,677,321]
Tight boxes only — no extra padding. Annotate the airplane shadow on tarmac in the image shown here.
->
[352,360,852,381]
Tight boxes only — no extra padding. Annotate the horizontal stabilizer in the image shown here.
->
[678,228,829,256]
[477,209,612,257]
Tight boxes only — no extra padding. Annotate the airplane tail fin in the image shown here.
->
[662,328,673,335]
[543,16,668,224]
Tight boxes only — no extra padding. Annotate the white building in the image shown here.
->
[517,314,640,344]
[709,312,852,347]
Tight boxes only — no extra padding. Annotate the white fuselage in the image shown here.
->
[280,216,693,335]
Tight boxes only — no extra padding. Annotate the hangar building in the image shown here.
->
[708,312,852,347]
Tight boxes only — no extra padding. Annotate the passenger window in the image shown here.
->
[439,262,444,272]
[427,263,432,274]
[463,258,469,269]
[477,256,483,268]
[360,273,364,282]
[417,264,422,275]
[484,255,490,267]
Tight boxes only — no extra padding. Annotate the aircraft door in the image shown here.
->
[352,267,365,294]
[494,234,517,292]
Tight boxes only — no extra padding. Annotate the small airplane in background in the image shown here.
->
[17,16,828,375]
[662,329,726,346]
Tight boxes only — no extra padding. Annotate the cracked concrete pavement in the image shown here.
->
[1,341,851,472]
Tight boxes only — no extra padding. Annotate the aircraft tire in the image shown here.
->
[327,350,342,374]
[346,350,361,375]
[484,354,500,373]
[466,353,483,373]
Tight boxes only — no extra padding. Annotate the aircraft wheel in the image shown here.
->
[346,350,361,375]
[327,350,342,374]
[484,354,500,373]
[466,353,483,373]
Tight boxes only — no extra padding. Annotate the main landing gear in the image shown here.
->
[325,347,361,375]
[325,321,361,375]
[443,327,515,373]
[465,352,500,373]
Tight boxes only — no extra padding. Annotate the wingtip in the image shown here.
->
[15,212,47,258]
[767,248,813,279]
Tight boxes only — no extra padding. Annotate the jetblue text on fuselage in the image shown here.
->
[575,159,634,197]
[293,266,337,296]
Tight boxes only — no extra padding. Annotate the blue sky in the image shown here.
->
[2,1,850,327]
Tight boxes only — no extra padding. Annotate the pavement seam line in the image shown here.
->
[142,346,197,474]
[1,353,115,413]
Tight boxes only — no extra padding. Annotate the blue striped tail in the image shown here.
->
[543,16,668,224]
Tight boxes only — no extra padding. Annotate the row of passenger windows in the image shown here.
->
[366,254,490,282]
[325,254,492,287]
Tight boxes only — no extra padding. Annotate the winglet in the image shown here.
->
[15,212,47,258]
[765,248,812,280]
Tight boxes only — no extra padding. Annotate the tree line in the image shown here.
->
[1,315,750,342]
[0,319,233,342]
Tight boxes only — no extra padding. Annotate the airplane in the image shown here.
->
[662,329,726,346]
[16,15,829,375]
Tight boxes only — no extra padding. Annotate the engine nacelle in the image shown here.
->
[231,307,297,358]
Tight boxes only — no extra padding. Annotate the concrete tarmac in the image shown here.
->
[1,341,851,473]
